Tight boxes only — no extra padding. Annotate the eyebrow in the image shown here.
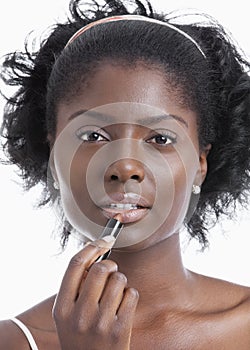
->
[68,109,188,128]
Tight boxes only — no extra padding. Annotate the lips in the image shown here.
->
[98,193,151,224]
[101,206,150,224]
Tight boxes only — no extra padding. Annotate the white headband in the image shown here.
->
[65,14,206,59]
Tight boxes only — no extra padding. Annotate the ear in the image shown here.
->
[47,134,58,183]
[198,143,212,184]
[49,154,58,183]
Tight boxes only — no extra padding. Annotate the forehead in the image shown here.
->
[71,62,187,106]
[57,61,196,111]
[56,63,198,135]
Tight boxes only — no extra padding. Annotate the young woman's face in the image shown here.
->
[51,62,208,251]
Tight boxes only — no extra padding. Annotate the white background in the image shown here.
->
[0,0,250,320]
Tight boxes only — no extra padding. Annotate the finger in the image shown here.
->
[76,260,119,308]
[55,238,115,312]
[116,287,139,325]
[98,271,128,320]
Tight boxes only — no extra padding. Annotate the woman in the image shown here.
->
[0,0,250,348]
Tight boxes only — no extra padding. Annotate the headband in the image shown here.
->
[65,14,206,59]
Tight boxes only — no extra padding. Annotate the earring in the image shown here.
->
[192,184,201,194]
[53,181,60,190]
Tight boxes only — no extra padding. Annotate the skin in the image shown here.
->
[1,63,250,350]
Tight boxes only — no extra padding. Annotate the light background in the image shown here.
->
[0,0,250,320]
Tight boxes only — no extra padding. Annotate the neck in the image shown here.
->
[109,233,194,312]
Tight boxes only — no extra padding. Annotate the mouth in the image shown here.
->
[98,194,151,224]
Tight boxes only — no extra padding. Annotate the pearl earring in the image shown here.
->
[53,181,60,190]
[192,184,201,194]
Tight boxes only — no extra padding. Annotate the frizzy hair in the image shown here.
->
[1,0,250,248]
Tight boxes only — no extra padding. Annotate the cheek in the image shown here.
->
[68,146,105,218]
[70,147,91,191]
[53,143,108,242]
[172,161,192,216]
[154,148,199,236]
[173,152,193,198]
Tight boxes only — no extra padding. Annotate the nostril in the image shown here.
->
[131,175,140,180]
[106,160,145,183]
[110,174,140,181]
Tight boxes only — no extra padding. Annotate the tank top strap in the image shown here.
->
[10,317,39,350]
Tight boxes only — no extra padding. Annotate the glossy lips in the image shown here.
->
[98,193,151,224]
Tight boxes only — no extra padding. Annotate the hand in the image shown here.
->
[53,238,139,350]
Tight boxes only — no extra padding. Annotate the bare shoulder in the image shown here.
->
[17,294,57,331]
[186,271,250,347]
[210,277,250,344]
[0,295,58,350]
[192,270,250,323]
[0,319,30,350]
[205,274,250,306]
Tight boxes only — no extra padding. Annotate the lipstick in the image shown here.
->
[96,214,123,261]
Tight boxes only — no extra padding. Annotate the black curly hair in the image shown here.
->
[1,0,250,248]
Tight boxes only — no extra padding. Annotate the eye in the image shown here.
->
[146,130,177,146]
[76,126,110,143]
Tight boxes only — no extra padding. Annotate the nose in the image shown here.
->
[105,159,145,183]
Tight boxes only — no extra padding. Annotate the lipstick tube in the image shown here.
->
[96,216,123,261]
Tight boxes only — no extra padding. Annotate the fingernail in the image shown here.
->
[98,235,116,248]
[91,236,116,249]
[101,235,116,243]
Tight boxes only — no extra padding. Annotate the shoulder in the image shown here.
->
[220,282,250,345]
[193,271,250,324]
[17,294,57,331]
[0,319,30,350]
[0,295,58,350]
[190,272,250,346]
[203,274,250,304]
